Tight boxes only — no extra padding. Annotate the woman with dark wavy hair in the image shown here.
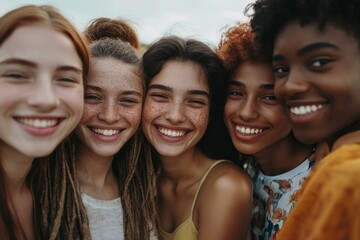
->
[142,36,252,240]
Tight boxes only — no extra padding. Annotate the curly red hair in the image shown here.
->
[217,22,269,73]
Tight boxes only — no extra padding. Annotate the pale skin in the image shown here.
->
[0,24,84,239]
[142,60,252,239]
[75,57,143,199]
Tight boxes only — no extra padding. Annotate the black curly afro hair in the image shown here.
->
[246,0,360,56]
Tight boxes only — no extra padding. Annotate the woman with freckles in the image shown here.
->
[217,22,315,240]
[68,18,158,240]
[0,5,90,239]
[142,36,252,240]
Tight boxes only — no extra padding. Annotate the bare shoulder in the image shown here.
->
[200,160,252,200]
[195,160,252,239]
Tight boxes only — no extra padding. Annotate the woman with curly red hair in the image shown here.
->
[217,22,315,240]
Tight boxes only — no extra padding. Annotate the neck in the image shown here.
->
[254,135,313,176]
[0,143,34,193]
[159,148,209,183]
[76,145,115,188]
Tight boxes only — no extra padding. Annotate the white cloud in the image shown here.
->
[1,0,254,45]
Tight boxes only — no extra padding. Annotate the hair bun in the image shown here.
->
[84,17,140,50]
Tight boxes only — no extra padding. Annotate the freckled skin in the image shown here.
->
[76,57,143,158]
[142,60,210,158]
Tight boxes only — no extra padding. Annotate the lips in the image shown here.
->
[16,117,60,128]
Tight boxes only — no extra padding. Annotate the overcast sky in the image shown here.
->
[1,0,253,47]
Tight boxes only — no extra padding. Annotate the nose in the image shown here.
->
[98,101,121,123]
[165,101,186,123]
[278,68,309,99]
[238,97,259,121]
[27,78,60,112]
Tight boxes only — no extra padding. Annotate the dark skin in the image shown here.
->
[224,61,313,176]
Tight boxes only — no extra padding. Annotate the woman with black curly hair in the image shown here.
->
[217,22,315,240]
[248,0,360,239]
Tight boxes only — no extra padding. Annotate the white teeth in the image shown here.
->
[158,127,186,138]
[92,128,119,136]
[18,118,58,128]
[236,125,263,135]
[290,104,324,116]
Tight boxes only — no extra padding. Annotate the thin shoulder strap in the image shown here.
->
[190,160,230,217]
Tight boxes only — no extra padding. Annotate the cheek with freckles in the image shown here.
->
[142,101,166,125]
[187,108,209,133]
[81,104,102,125]
[119,105,142,128]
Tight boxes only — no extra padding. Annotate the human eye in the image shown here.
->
[84,93,101,102]
[226,88,244,100]
[273,65,289,74]
[273,65,289,79]
[309,58,333,68]
[55,71,82,85]
[227,89,243,96]
[120,97,141,106]
[6,72,26,78]
[56,76,80,85]
[263,95,277,100]
[188,98,207,108]
[2,71,29,82]
[149,92,169,102]
[260,93,279,105]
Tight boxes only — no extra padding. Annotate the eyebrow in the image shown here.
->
[121,90,142,97]
[86,85,102,91]
[273,42,340,62]
[148,83,209,97]
[56,65,83,74]
[228,80,274,90]
[86,85,142,96]
[0,58,82,73]
[0,58,36,67]
[297,42,340,56]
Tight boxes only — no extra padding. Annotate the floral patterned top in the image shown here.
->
[246,158,315,240]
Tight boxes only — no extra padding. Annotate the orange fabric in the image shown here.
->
[278,144,360,240]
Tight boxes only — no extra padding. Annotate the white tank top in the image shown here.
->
[82,193,124,240]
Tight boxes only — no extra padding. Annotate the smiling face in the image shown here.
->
[0,25,84,159]
[272,21,360,144]
[75,57,143,158]
[224,61,291,156]
[142,60,210,159]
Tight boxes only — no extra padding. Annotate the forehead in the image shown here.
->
[87,57,142,90]
[151,60,209,91]
[274,21,359,54]
[232,61,274,85]
[0,24,82,68]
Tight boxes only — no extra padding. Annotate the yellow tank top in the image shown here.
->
[159,160,229,240]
